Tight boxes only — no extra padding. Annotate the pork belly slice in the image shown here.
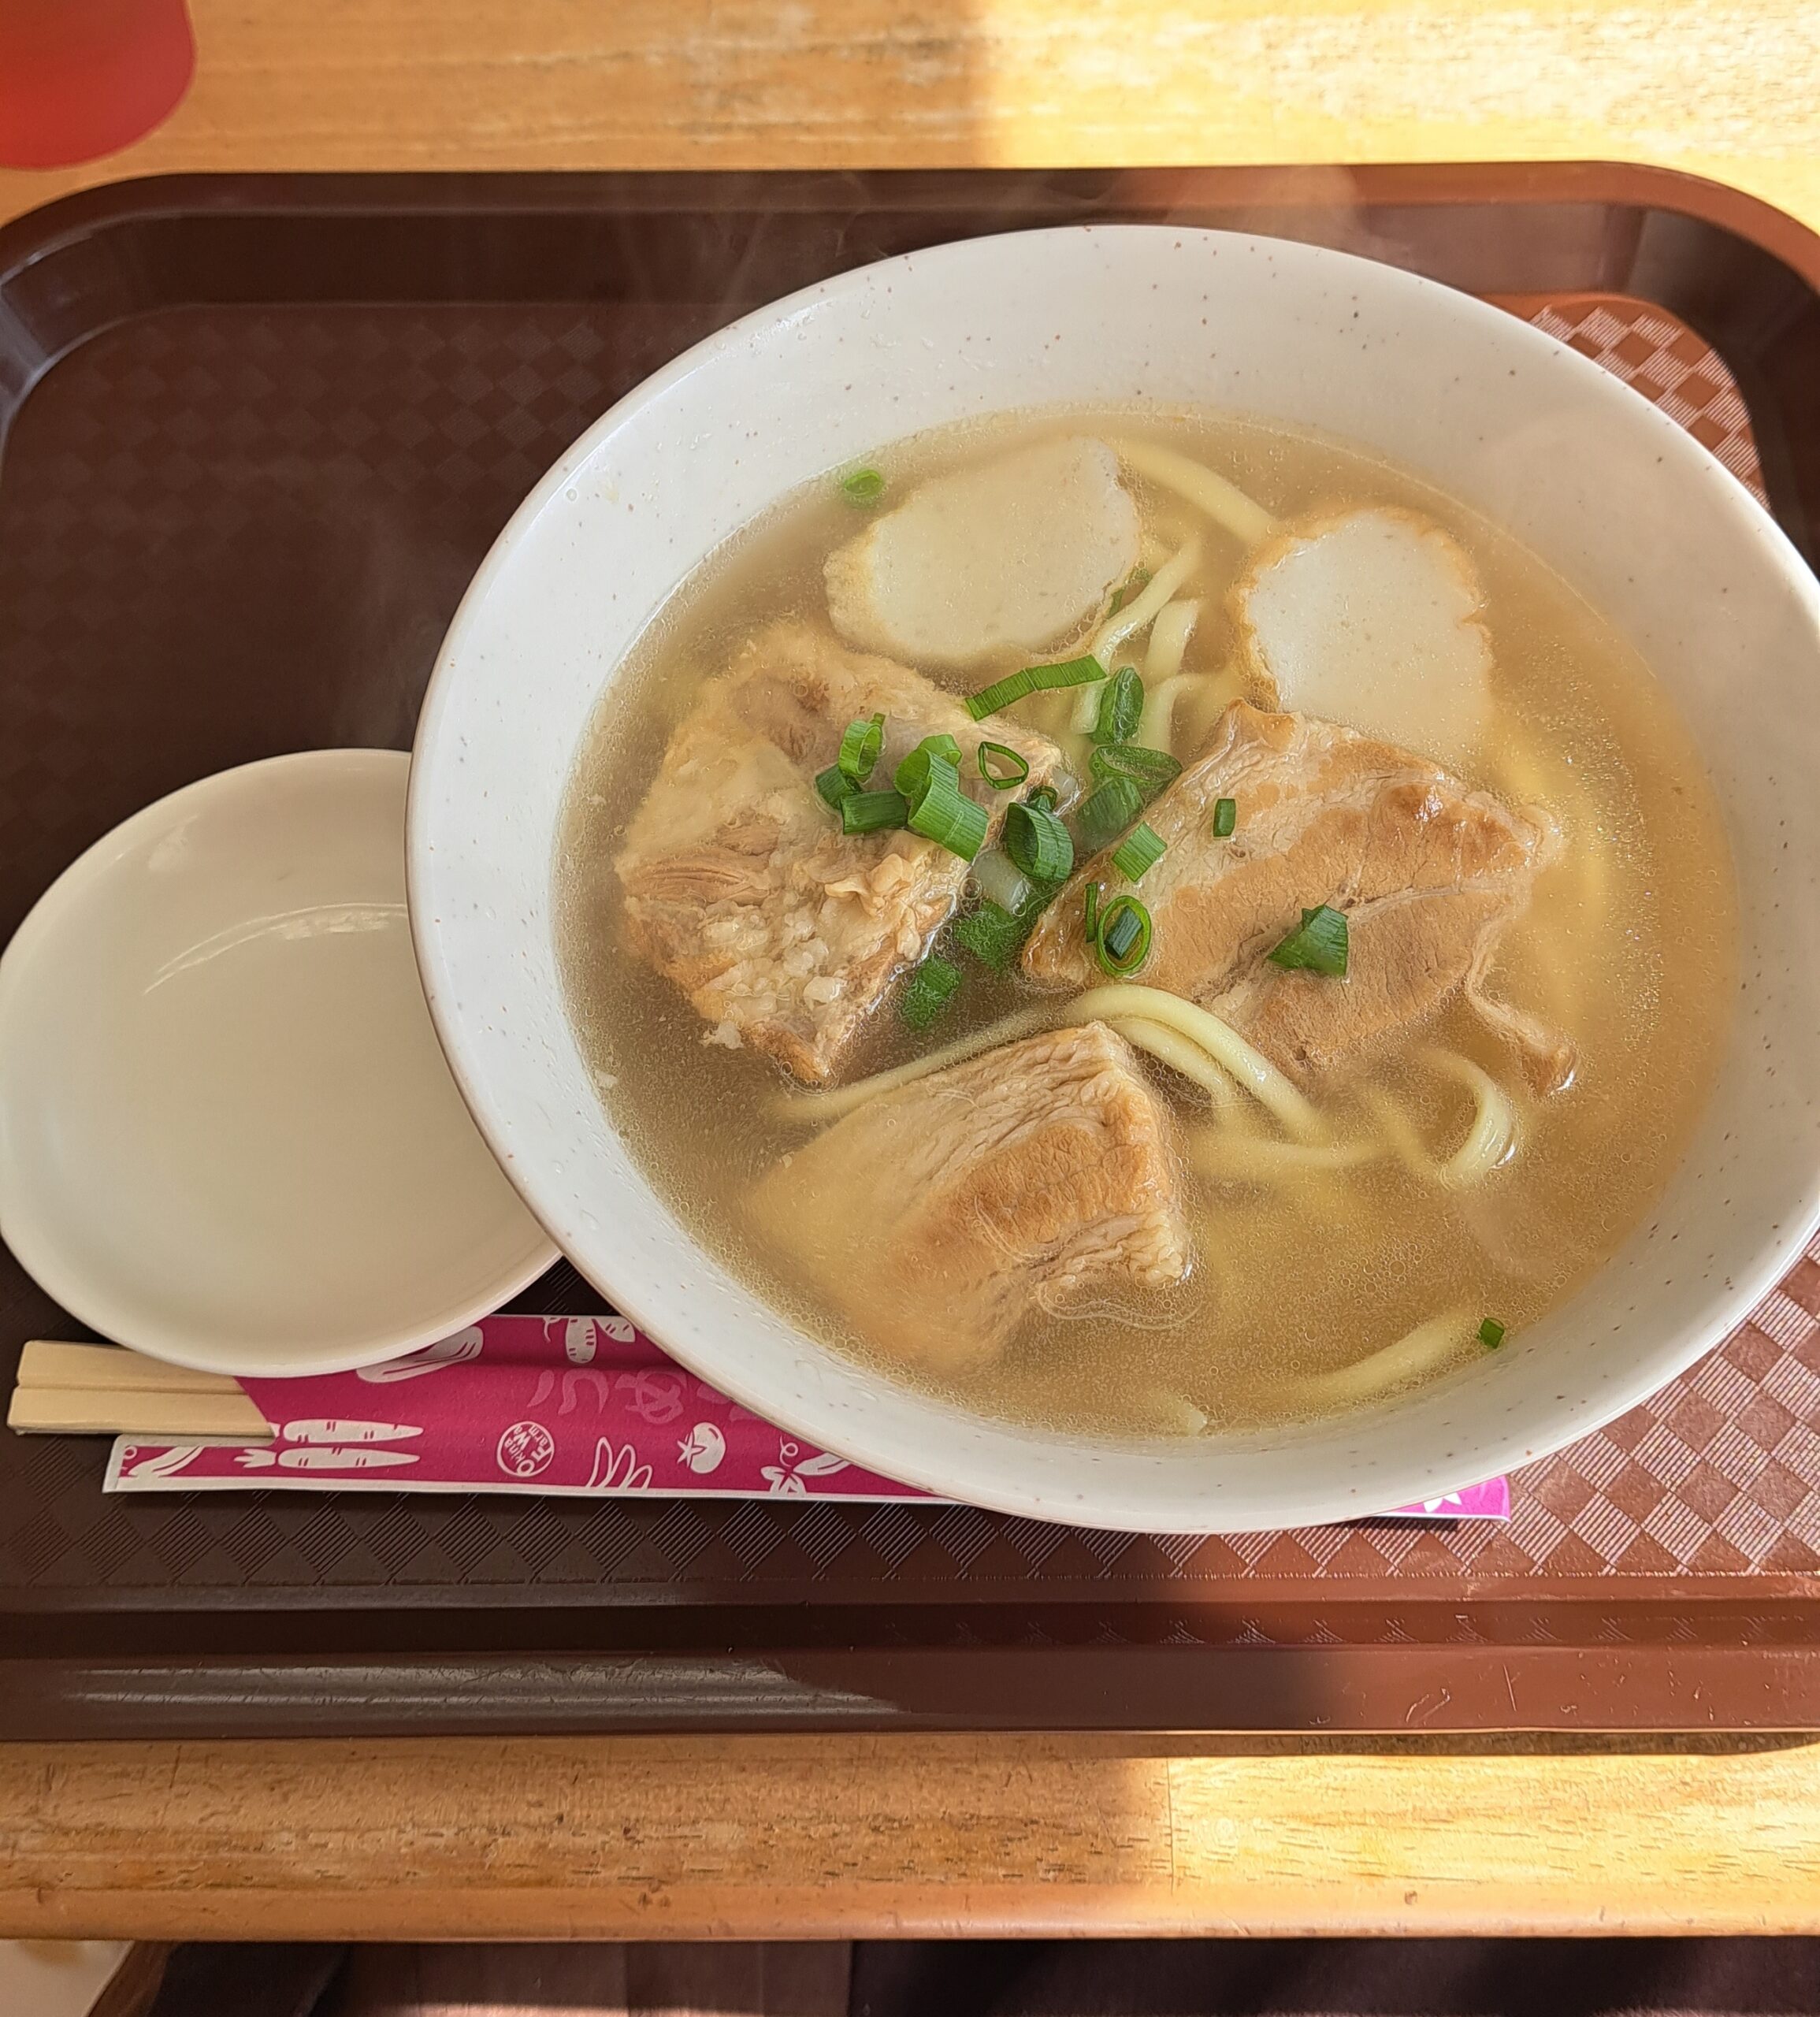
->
[824,436,1140,668]
[1021,700,1573,1093]
[752,1022,1191,1376]
[614,620,1063,1085]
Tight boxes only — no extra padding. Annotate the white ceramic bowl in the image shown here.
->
[0,750,555,1376]
[410,226,1820,1531]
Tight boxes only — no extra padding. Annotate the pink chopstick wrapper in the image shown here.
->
[102,1313,1510,1519]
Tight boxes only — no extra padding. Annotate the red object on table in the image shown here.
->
[0,0,194,169]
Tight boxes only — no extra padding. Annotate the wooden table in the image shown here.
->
[5,0,1820,1942]
[2,0,1819,238]
[6,1734,1820,1939]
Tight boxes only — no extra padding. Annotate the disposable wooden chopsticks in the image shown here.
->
[7,1339,273,1439]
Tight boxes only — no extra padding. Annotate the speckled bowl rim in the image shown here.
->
[409,225,1820,1531]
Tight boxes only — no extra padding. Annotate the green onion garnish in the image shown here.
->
[964,654,1106,722]
[1090,742,1182,796]
[1079,775,1145,850]
[838,711,886,784]
[1083,880,1101,947]
[1091,666,1146,746]
[1212,797,1237,838]
[841,467,886,506]
[1478,1317,1507,1350]
[977,741,1030,790]
[901,954,961,1030]
[964,673,1034,722]
[1004,799,1074,882]
[868,734,989,860]
[1109,822,1165,882]
[1095,894,1153,975]
[893,733,964,798]
[840,788,909,835]
[902,753,988,862]
[954,867,1060,972]
[953,902,1020,970]
[1027,785,1058,814]
[815,764,856,811]
[1106,566,1151,615]
[1267,903,1349,977]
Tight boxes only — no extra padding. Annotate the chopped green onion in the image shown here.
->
[1090,742,1182,796]
[1094,895,1153,975]
[1083,880,1101,947]
[1106,566,1151,615]
[1079,775,1145,850]
[953,868,1062,971]
[893,733,964,798]
[1026,785,1058,814]
[1101,904,1144,964]
[901,955,961,1031]
[953,902,1017,969]
[875,735,990,861]
[964,653,1106,722]
[1027,655,1106,689]
[840,788,909,835]
[953,901,1024,971]
[1091,666,1146,746]
[929,794,989,862]
[970,845,1030,916]
[963,672,1034,721]
[838,711,886,784]
[977,741,1030,790]
[815,764,856,811]
[1004,799,1074,882]
[841,467,886,506]
[1109,821,1166,882]
[1478,1317,1507,1351]
[1267,903,1350,978]
[903,755,988,861]
[1212,797,1237,838]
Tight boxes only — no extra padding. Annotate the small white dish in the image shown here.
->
[0,748,555,1376]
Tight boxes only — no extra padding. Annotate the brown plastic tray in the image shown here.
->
[3,163,1820,1739]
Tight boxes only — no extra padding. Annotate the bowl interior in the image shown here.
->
[410,226,1820,1529]
[0,749,555,1376]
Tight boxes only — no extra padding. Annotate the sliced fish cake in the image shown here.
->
[825,436,1140,669]
[1231,504,1493,767]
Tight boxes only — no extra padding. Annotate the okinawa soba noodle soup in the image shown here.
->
[555,412,1736,1439]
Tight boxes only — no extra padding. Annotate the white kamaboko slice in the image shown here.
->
[824,436,1140,669]
[1231,506,1494,766]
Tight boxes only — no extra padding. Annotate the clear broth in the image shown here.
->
[556,410,1736,1438]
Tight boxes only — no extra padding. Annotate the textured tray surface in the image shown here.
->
[2,273,1815,1613]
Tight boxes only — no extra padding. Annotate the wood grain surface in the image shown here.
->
[1,0,1818,236]
[5,0,1820,1944]
[3,1733,1820,1939]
